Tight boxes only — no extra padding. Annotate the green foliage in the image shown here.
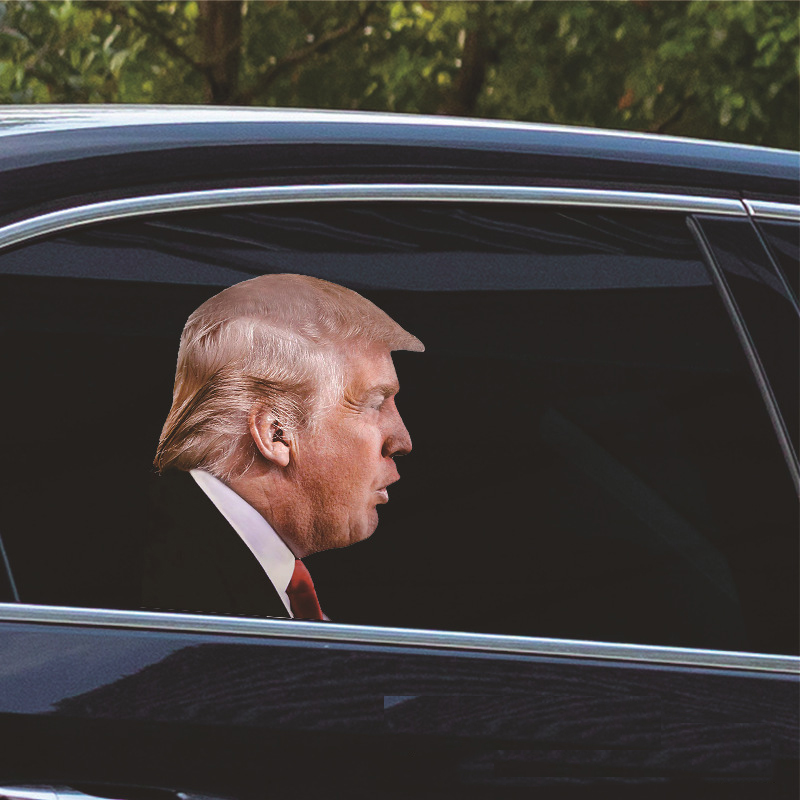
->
[0,0,797,148]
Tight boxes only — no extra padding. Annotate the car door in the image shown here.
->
[0,184,797,799]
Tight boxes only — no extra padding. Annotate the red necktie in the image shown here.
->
[286,559,324,621]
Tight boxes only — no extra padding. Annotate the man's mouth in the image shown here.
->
[376,487,389,503]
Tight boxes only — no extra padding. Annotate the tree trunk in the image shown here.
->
[198,1,243,104]
[438,10,491,117]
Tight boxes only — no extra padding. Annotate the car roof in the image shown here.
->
[1,105,798,223]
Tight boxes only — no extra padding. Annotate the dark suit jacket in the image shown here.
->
[142,469,289,618]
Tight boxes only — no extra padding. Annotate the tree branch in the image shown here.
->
[236,2,376,104]
[6,19,83,98]
[109,2,209,78]
[651,93,696,134]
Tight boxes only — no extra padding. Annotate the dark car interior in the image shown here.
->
[1,203,797,656]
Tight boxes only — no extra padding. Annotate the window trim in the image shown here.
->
[0,602,797,675]
[743,199,800,221]
[0,184,747,253]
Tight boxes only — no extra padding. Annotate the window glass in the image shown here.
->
[694,216,799,458]
[757,218,799,302]
[0,536,15,602]
[0,203,796,654]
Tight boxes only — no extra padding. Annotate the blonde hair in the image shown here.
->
[154,274,423,480]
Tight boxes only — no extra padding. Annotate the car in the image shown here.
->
[0,106,797,799]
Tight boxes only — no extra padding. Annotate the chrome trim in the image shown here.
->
[0,603,797,675]
[0,788,57,800]
[688,218,800,494]
[743,199,800,221]
[0,185,746,251]
[0,788,129,800]
[0,788,201,800]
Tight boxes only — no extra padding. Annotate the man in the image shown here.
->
[143,273,423,620]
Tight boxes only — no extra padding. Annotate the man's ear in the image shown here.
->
[249,410,291,468]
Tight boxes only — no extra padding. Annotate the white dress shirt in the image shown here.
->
[190,469,296,617]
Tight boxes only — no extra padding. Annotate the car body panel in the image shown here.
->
[1,108,798,225]
[1,607,798,797]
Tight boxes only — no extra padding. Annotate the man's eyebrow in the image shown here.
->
[345,381,399,406]
[365,382,399,399]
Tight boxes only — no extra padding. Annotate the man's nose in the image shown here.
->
[383,408,412,459]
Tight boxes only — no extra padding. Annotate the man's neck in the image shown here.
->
[226,468,310,559]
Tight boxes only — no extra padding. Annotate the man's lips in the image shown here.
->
[376,475,398,504]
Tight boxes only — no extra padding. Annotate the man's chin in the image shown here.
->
[308,509,380,553]
[346,514,380,548]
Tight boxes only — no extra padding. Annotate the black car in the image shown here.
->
[0,107,797,799]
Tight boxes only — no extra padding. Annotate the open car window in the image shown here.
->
[0,200,797,655]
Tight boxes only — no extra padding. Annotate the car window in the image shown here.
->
[693,215,799,461]
[0,202,796,654]
[757,218,799,302]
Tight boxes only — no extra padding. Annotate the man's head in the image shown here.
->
[155,273,423,557]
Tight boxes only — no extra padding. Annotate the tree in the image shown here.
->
[0,1,797,148]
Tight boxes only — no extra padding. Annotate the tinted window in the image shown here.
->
[0,203,796,654]
[694,216,799,460]
[757,218,799,302]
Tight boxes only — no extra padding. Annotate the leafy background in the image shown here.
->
[0,0,797,148]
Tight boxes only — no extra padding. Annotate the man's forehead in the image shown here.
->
[342,344,400,394]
